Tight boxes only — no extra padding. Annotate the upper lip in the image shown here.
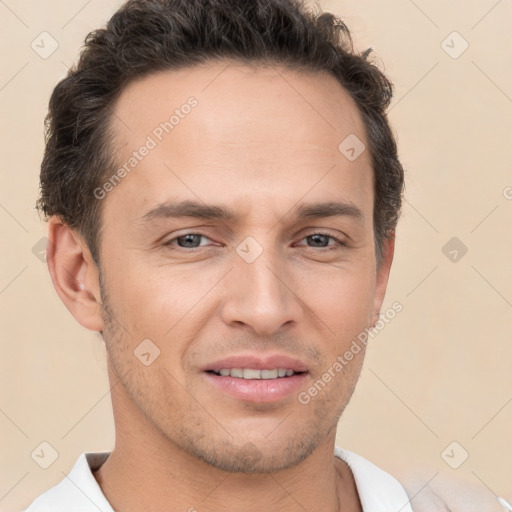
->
[203,353,309,372]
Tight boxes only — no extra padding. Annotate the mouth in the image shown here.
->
[202,355,309,403]
[206,368,305,379]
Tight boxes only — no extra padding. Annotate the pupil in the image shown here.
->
[309,234,328,247]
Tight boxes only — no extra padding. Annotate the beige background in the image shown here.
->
[1,0,511,510]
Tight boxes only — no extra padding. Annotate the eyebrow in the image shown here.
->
[139,199,364,224]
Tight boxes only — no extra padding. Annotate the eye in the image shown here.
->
[164,233,213,249]
[296,233,346,250]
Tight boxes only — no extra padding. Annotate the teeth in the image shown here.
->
[214,368,298,379]
[243,368,261,379]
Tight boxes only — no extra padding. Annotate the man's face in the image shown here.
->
[96,62,392,472]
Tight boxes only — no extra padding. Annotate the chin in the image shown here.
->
[179,431,321,474]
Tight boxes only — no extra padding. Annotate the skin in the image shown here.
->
[47,61,395,512]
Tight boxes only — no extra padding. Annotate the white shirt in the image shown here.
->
[24,447,413,511]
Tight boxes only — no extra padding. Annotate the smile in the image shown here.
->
[208,368,302,379]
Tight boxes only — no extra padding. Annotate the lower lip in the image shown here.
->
[203,372,308,403]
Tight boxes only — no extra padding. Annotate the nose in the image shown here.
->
[220,244,303,336]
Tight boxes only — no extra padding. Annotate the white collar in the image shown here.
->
[334,446,413,511]
[25,448,413,511]
[25,452,113,512]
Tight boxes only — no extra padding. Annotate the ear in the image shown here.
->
[370,232,396,328]
[46,217,103,332]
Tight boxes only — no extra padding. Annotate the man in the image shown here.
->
[25,0,503,510]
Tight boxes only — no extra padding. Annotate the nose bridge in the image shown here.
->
[238,238,283,297]
[220,233,301,334]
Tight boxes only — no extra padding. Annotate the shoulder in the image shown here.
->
[396,465,512,512]
[335,451,512,512]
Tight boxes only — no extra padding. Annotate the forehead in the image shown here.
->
[111,61,367,150]
[105,61,373,222]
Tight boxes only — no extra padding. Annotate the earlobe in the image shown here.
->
[46,217,104,332]
[370,232,396,328]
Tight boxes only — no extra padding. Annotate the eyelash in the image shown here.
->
[163,231,347,251]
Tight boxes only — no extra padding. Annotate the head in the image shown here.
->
[41,0,404,473]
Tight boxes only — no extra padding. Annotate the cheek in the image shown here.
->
[104,260,222,344]
[302,263,376,333]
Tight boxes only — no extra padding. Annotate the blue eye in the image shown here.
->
[296,233,346,250]
[165,233,211,248]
